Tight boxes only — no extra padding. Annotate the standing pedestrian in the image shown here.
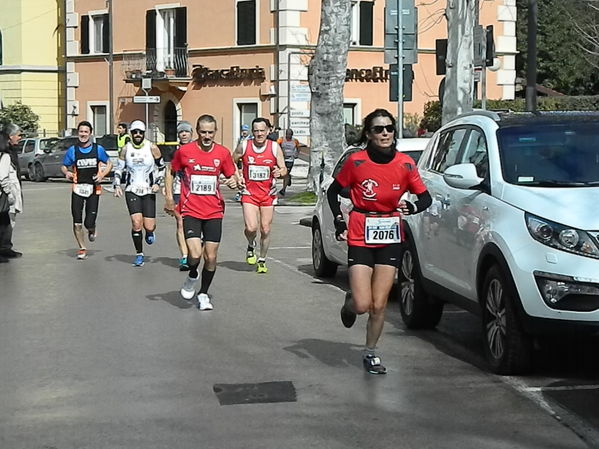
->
[277,128,300,196]
[61,121,113,260]
[234,117,287,273]
[116,122,131,154]
[164,114,239,310]
[327,108,432,374]
[0,123,23,262]
[113,120,165,267]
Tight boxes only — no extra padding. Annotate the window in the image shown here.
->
[237,0,256,45]
[343,103,357,126]
[80,14,108,54]
[90,105,107,136]
[238,102,258,130]
[351,1,373,46]
[430,128,467,173]
[146,7,187,75]
[460,129,489,178]
[23,140,35,154]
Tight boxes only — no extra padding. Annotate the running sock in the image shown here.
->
[199,268,216,294]
[364,347,376,358]
[131,230,143,253]
[188,258,201,278]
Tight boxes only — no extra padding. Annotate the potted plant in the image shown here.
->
[165,67,176,77]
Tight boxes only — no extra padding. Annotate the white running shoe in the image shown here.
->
[197,293,214,311]
[180,275,199,300]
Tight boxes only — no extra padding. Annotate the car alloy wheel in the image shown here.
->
[398,239,443,329]
[481,265,532,375]
[311,223,337,277]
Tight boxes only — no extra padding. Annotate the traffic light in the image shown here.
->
[485,25,495,67]
[435,39,447,75]
[389,64,414,102]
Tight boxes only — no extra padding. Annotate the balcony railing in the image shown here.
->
[122,47,189,80]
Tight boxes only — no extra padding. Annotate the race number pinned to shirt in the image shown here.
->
[190,174,217,195]
[364,216,401,245]
[248,165,271,181]
[130,184,150,196]
[74,183,94,198]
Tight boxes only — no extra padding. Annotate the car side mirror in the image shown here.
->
[443,163,484,189]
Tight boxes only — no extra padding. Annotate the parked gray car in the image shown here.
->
[29,135,119,182]
[16,137,60,179]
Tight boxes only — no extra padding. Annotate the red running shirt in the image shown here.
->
[171,142,236,220]
[335,149,427,247]
[241,140,278,198]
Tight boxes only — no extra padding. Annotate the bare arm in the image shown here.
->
[273,144,287,178]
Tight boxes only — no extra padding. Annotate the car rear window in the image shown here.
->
[497,121,599,186]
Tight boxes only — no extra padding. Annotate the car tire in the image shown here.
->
[481,265,533,375]
[312,222,338,278]
[398,238,443,329]
[30,163,47,182]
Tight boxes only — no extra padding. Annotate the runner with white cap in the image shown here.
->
[113,120,165,267]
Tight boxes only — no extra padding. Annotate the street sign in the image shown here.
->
[293,128,310,136]
[290,109,310,118]
[389,64,414,102]
[385,0,417,34]
[133,96,160,104]
[290,118,310,128]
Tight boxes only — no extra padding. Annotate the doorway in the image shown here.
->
[164,100,177,142]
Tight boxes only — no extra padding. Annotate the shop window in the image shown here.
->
[146,7,187,75]
[80,13,109,54]
[351,1,373,46]
[237,0,256,45]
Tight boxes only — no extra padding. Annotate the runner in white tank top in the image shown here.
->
[113,120,165,267]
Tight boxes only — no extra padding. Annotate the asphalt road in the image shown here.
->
[0,180,596,449]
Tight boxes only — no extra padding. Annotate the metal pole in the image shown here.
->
[396,0,403,139]
[525,0,537,112]
[274,0,280,128]
[108,0,114,133]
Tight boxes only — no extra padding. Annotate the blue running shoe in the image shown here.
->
[145,232,155,245]
[133,254,144,267]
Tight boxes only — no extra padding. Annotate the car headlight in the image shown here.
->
[526,213,599,259]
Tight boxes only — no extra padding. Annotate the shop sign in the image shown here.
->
[192,65,266,82]
[290,118,310,128]
[345,66,390,82]
[290,109,310,118]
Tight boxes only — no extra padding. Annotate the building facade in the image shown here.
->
[66,0,517,149]
[0,0,65,136]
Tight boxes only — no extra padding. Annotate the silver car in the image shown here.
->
[310,138,430,277]
[16,137,59,179]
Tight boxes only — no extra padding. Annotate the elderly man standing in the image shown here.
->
[0,123,23,261]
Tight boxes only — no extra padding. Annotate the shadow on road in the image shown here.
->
[283,338,363,369]
[146,291,195,309]
[57,248,102,258]
[218,260,256,272]
[150,256,179,269]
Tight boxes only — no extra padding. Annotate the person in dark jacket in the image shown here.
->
[0,123,23,262]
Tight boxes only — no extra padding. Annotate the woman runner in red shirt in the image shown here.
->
[327,108,432,374]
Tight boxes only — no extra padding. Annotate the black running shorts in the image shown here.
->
[125,192,156,218]
[182,216,222,243]
[347,244,402,268]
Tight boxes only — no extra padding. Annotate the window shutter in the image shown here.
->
[175,7,187,48]
[359,1,373,46]
[102,14,110,53]
[237,1,256,45]
[81,15,89,54]
[146,10,156,50]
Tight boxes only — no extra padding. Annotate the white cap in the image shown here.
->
[130,120,146,132]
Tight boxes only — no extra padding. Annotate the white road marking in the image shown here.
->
[268,255,345,293]
[523,384,599,392]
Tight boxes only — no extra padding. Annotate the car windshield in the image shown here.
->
[498,121,599,186]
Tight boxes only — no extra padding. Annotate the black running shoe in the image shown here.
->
[340,292,356,328]
[363,354,387,375]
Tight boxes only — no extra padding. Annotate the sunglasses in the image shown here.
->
[131,130,144,135]
[370,125,395,134]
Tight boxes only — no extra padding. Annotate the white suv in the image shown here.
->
[400,111,599,374]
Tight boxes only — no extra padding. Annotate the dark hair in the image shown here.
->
[196,114,217,130]
[77,120,93,132]
[358,108,397,144]
[117,122,128,130]
[252,117,270,130]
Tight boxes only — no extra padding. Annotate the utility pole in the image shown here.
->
[525,0,537,112]
[442,0,476,124]
[107,0,114,133]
